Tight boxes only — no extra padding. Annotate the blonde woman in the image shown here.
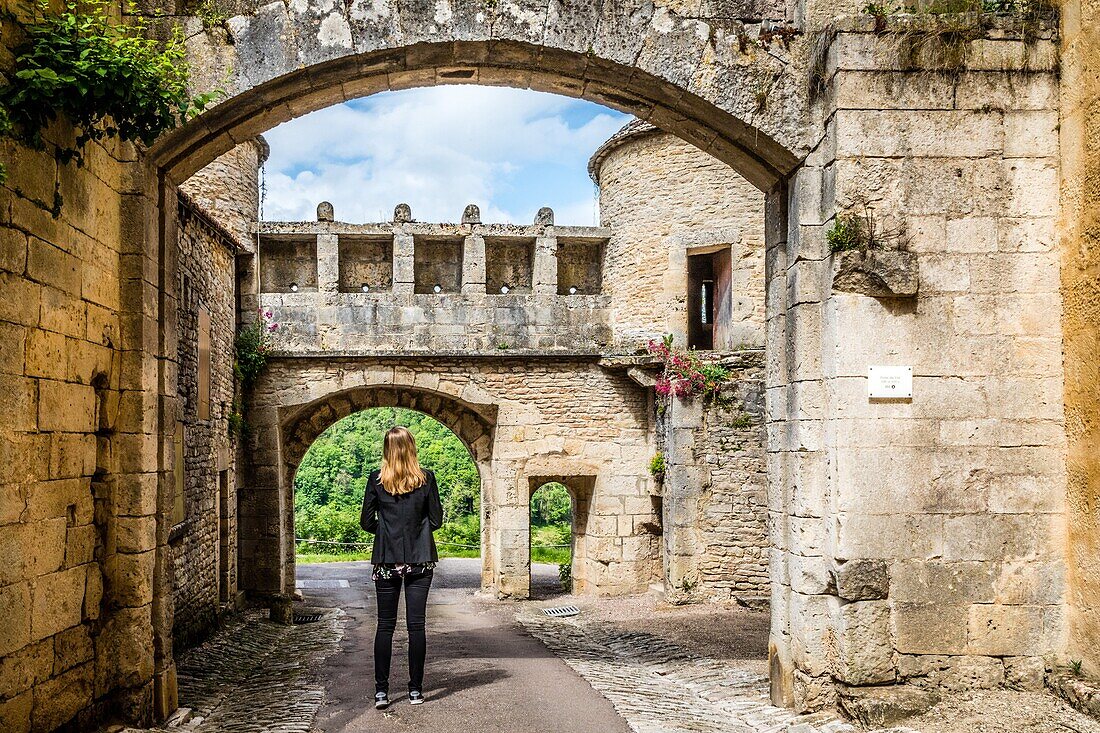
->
[360,426,444,709]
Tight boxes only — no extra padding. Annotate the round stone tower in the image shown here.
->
[179,136,270,248]
[590,120,766,351]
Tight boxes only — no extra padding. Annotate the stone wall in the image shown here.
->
[1060,0,1100,679]
[768,18,1066,709]
[171,195,240,651]
[593,121,767,349]
[253,221,614,353]
[243,357,662,599]
[0,0,1090,729]
[179,138,267,249]
[657,351,769,606]
[0,10,163,723]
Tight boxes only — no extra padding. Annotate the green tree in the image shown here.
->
[293,408,482,545]
[531,483,572,525]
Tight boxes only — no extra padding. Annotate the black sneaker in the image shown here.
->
[408,690,424,705]
[375,691,390,709]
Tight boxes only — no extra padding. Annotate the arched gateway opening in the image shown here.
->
[279,385,497,591]
[291,407,484,565]
[143,6,813,712]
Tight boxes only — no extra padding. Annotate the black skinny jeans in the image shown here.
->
[374,570,433,693]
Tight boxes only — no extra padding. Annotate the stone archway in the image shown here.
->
[154,0,818,196]
[144,15,813,710]
[275,384,497,595]
[145,6,811,707]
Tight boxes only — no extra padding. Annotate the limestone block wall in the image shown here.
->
[242,357,661,599]
[769,19,1066,709]
[1060,0,1100,679]
[593,122,767,349]
[171,196,240,650]
[252,222,614,353]
[0,44,165,730]
[657,351,769,606]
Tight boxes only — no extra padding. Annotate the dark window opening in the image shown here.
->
[687,249,732,351]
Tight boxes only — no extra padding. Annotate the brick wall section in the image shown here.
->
[657,351,768,605]
[171,195,239,651]
[696,362,768,602]
[594,126,766,349]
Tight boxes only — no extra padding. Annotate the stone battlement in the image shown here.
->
[247,205,614,353]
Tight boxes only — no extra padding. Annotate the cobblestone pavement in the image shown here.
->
[116,561,1098,733]
[127,608,345,733]
[518,612,860,733]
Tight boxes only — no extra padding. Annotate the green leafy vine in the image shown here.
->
[0,0,220,213]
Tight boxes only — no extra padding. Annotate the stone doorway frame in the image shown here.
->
[528,475,596,595]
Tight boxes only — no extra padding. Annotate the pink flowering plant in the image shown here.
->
[234,308,279,391]
[647,334,730,401]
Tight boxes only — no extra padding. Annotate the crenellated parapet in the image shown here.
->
[247,204,613,354]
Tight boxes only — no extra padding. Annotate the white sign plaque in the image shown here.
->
[868,366,912,399]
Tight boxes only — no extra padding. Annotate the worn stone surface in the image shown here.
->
[1060,0,1100,682]
[832,250,919,298]
[179,139,266,250]
[837,686,940,728]
[127,608,345,733]
[520,611,858,733]
[836,559,890,601]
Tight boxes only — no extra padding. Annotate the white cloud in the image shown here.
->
[260,86,627,224]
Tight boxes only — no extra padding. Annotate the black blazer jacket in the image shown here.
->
[360,468,444,564]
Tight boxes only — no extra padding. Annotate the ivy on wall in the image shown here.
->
[0,0,220,212]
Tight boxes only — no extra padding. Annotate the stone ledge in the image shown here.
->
[254,220,612,241]
[267,350,609,360]
[827,10,1059,40]
[1049,672,1100,720]
[832,250,919,298]
[837,685,940,728]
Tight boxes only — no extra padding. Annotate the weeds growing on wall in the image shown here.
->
[192,0,230,31]
[810,0,1056,99]
[647,335,731,402]
[558,561,572,592]
[230,309,278,439]
[827,201,907,253]
[234,308,278,391]
[648,452,666,482]
[0,0,220,213]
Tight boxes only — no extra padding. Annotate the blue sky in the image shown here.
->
[261,86,631,225]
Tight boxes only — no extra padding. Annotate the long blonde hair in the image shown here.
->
[379,426,426,495]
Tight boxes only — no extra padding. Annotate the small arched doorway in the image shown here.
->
[527,475,595,597]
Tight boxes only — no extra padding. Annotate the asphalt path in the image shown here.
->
[300,558,631,733]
